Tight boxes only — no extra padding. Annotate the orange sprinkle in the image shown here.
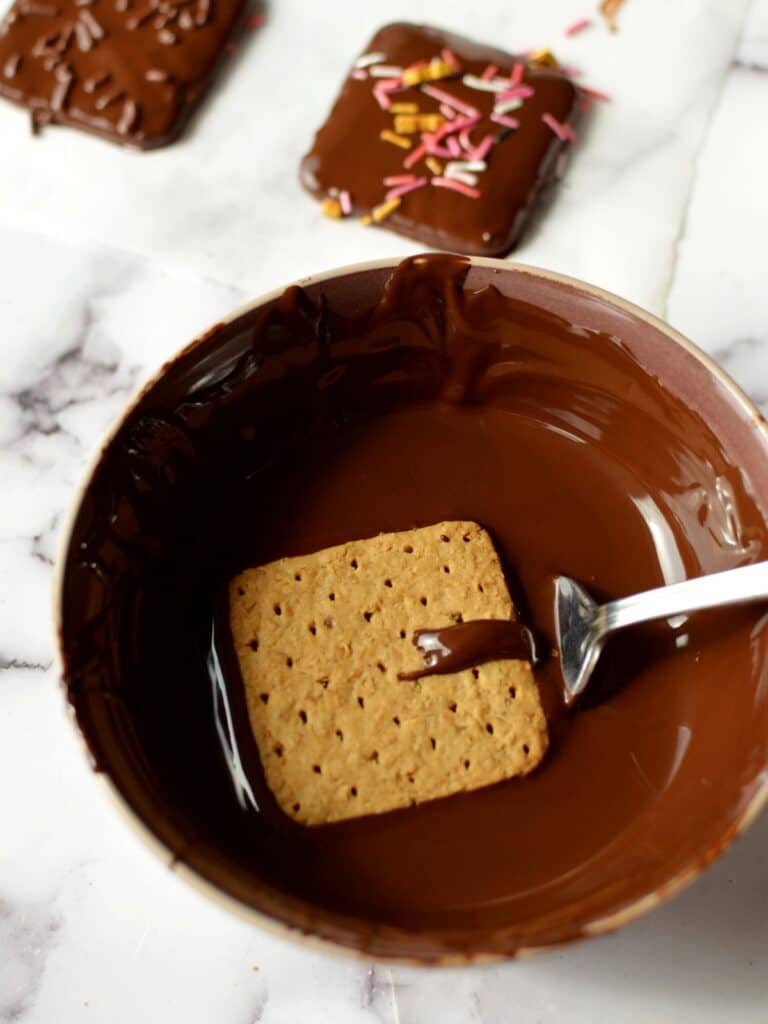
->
[394,113,445,134]
[528,47,558,67]
[390,102,419,114]
[401,60,454,86]
[380,129,412,149]
[425,156,443,175]
[321,197,342,219]
[371,196,402,223]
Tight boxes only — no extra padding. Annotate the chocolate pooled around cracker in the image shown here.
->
[229,521,547,826]
[300,22,580,256]
[0,0,247,146]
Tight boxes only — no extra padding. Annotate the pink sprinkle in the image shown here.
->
[383,174,416,186]
[458,128,474,150]
[441,47,461,72]
[404,143,429,169]
[511,61,525,85]
[386,176,428,201]
[352,69,368,80]
[421,84,479,118]
[373,77,402,109]
[564,16,591,36]
[439,103,456,120]
[559,65,582,78]
[339,190,352,215]
[496,84,535,102]
[247,12,265,28]
[580,85,611,102]
[480,63,498,81]
[432,176,480,199]
[542,112,577,142]
[470,134,494,161]
[491,113,520,130]
[447,136,461,157]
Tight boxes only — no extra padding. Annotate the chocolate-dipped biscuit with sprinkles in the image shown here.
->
[0,0,249,147]
[300,22,582,256]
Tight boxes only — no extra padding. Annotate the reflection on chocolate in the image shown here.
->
[397,619,538,681]
[59,254,768,960]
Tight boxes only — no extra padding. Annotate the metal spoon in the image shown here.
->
[554,561,768,704]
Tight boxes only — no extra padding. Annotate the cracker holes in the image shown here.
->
[350,558,358,569]
[399,629,407,639]
[357,696,365,708]
[312,764,322,774]
[420,596,428,606]
[298,709,307,724]
[486,723,494,735]
[237,586,245,596]
[453,612,464,623]
[477,583,484,592]
[443,565,451,574]
[336,729,344,740]
[403,545,414,554]
[370,750,379,763]
[273,603,282,616]
[376,662,386,673]
[448,702,457,713]
[385,579,393,588]
[286,656,293,668]
[293,802,300,812]
[274,743,284,757]
[430,737,437,750]
[350,786,358,797]
[407,772,415,784]
[259,693,269,704]
[463,533,471,543]
[318,677,329,689]
[248,638,259,652]
[393,716,401,727]
[294,573,302,581]
[328,592,336,602]
[471,668,480,680]
[523,744,530,755]
[324,617,334,628]
[309,623,317,635]
[464,759,471,769]
[440,534,450,543]
[363,611,373,622]
[509,686,516,700]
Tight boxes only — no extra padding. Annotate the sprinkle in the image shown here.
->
[3,53,21,78]
[445,160,487,174]
[441,47,461,72]
[84,71,110,91]
[75,0,96,5]
[490,112,520,130]
[511,61,525,85]
[480,63,498,81]
[116,98,139,135]
[564,16,592,36]
[380,129,412,150]
[542,112,576,141]
[458,127,475,151]
[158,27,177,44]
[145,68,171,82]
[439,103,456,120]
[50,68,73,111]
[420,84,479,118]
[351,69,368,80]
[446,136,461,157]
[79,8,104,38]
[599,0,626,32]
[470,135,494,161]
[462,74,507,93]
[74,21,92,50]
[321,197,343,219]
[425,156,443,175]
[496,84,535,101]
[370,64,403,78]
[178,9,194,28]
[339,190,352,215]
[580,85,611,102]
[403,142,429,169]
[115,0,130,11]
[373,78,402,110]
[383,174,416,186]
[370,196,402,223]
[445,170,477,187]
[390,102,419,114]
[247,12,265,28]
[21,2,59,14]
[394,113,444,134]
[126,6,153,28]
[354,51,386,69]
[359,215,373,226]
[95,88,124,110]
[494,97,522,115]
[385,176,427,201]
[528,48,558,68]
[401,60,454,86]
[432,176,480,199]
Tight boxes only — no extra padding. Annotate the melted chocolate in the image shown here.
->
[0,0,247,147]
[59,254,768,960]
[300,23,579,256]
[398,619,537,681]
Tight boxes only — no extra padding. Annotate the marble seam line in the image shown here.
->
[661,0,757,319]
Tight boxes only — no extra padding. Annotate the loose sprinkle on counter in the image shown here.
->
[564,16,592,36]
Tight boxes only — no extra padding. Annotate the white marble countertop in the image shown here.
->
[2,0,768,1020]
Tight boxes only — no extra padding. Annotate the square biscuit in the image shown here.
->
[229,521,547,825]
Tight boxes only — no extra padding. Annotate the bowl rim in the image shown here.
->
[52,254,768,965]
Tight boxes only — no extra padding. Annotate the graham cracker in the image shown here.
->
[229,521,547,826]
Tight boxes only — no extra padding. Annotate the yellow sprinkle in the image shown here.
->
[390,102,419,114]
[360,215,373,226]
[371,196,402,223]
[401,60,454,86]
[321,197,342,219]
[528,47,559,67]
[380,129,412,149]
[394,113,445,134]
[425,156,443,175]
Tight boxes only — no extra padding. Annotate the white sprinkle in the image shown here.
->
[354,51,386,69]
[369,64,403,78]
[444,160,487,175]
[494,97,523,116]
[462,74,507,93]
[444,168,478,187]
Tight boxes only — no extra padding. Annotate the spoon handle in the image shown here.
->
[600,560,768,635]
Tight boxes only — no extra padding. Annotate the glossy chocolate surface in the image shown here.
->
[59,255,768,960]
[300,23,579,256]
[0,0,245,147]
[397,620,537,681]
